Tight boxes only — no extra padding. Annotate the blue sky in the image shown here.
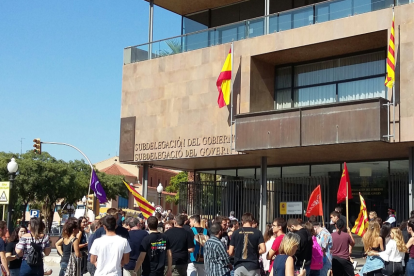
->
[0,1,181,164]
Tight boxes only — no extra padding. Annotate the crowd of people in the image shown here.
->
[1,207,414,276]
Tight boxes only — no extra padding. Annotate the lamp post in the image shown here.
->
[156,183,163,206]
[7,158,18,233]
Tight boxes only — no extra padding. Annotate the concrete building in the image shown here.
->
[120,0,414,228]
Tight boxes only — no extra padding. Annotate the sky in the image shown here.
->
[0,1,181,164]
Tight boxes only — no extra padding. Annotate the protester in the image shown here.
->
[77,216,89,274]
[330,219,355,276]
[134,216,172,276]
[228,221,239,240]
[312,219,332,276]
[270,233,305,276]
[405,219,414,275]
[123,218,148,276]
[188,214,209,276]
[304,222,323,276]
[287,219,312,275]
[380,222,392,249]
[16,218,51,276]
[328,211,340,233]
[267,218,286,273]
[359,221,384,276]
[335,207,350,227]
[376,217,383,226]
[215,216,230,249]
[369,211,378,222]
[229,211,238,222]
[0,221,10,276]
[200,219,207,229]
[368,227,406,275]
[399,221,409,273]
[385,208,397,227]
[87,219,102,276]
[261,224,275,275]
[163,215,194,276]
[156,212,164,232]
[90,215,131,276]
[165,221,175,232]
[55,218,81,276]
[229,213,265,276]
[6,225,27,276]
[92,208,130,240]
[204,222,231,276]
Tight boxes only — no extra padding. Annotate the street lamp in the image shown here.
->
[7,158,18,233]
[156,183,163,206]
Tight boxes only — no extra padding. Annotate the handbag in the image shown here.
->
[64,237,79,276]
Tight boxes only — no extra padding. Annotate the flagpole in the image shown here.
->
[346,182,349,229]
[230,42,234,151]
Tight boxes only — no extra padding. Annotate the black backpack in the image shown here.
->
[26,233,44,266]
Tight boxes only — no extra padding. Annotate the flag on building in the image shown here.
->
[337,162,352,204]
[352,193,369,236]
[385,13,395,88]
[90,170,107,203]
[123,180,155,218]
[306,185,323,217]
[216,47,232,108]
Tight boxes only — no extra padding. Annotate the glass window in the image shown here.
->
[347,161,388,177]
[282,165,309,177]
[311,164,340,176]
[294,84,336,107]
[390,160,409,173]
[237,168,256,179]
[338,77,386,101]
[268,167,281,178]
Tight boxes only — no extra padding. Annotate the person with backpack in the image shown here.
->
[311,219,332,276]
[55,218,81,276]
[15,218,51,276]
[188,215,209,276]
[228,213,266,276]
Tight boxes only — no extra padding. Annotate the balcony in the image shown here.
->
[234,98,389,152]
[123,0,408,64]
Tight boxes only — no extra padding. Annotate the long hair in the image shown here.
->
[304,222,316,236]
[9,226,27,243]
[29,218,45,239]
[380,222,392,242]
[62,218,79,239]
[362,221,381,252]
[200,219,207,229]
[263,224,273,243]
[391,228,407,253]
[279,232,300,256]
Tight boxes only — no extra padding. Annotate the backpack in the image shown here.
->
[310,236,323,270]
[26,233,44,266]
[190,227,209,263]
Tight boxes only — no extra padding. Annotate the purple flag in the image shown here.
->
[90,170,107,203]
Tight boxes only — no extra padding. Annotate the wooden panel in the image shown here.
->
[235,111,301,151]
[119,117,136,162]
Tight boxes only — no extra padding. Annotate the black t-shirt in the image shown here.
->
[6,241,22,269]
[230,227,264,270]
[295,228,313,267]
[164,227,194,265]
[140,232,170,276]
[94,225,129,240]
[124,230,149,270]
[183,224,192,233]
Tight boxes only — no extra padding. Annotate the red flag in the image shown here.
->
[337,162,352,204]
[306,185,323,217]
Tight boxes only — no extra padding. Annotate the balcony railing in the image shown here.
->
[124,0,410,64]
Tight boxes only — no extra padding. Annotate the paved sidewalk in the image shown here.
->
[44,250,90,276]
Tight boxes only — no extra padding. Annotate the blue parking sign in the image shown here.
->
[30,209,40,218]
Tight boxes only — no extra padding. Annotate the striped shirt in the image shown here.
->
[16,235,50,260]
[204,236,230,276]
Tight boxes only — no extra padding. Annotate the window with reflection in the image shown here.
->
[275,51,386,109]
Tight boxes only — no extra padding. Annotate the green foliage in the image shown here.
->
[0,151,126,231]
[159,39,182,56]
[165,171,188,204]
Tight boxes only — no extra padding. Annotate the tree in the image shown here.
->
[159,39,182,56]
[0,151,128,232]
[165,171,188,204]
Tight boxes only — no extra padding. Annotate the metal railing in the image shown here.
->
[124,0,409,64]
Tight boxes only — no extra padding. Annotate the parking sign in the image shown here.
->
[30,210,40,218]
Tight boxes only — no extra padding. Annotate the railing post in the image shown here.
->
[148,0,154,60]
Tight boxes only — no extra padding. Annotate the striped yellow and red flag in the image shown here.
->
[216,48,232,108]
[385,13,395,88]
[123,180,155,219]
[351,193,369,237]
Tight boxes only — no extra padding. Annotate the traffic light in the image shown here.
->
[87,194,95,210]
[33,138,41,154]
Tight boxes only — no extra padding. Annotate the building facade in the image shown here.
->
[120,0,414,228]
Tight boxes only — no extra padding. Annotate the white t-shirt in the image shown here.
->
[90,235,131,276]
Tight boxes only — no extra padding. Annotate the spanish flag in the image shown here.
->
[216,47,232,108]
[351,193,369,237]
[385,12,395,88]
[123,180,155,219]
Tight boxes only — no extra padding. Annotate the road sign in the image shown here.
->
[30,209,40,218]
[0,182,10,205]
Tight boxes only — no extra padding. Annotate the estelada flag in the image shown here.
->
[351,193,369,237]
[337,162,352,204]
[123,180,155,219]
[306,185,323,217]
[385,12,395,88]
[216,48,232,108]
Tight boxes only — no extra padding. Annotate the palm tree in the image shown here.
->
[159,39,182,56]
